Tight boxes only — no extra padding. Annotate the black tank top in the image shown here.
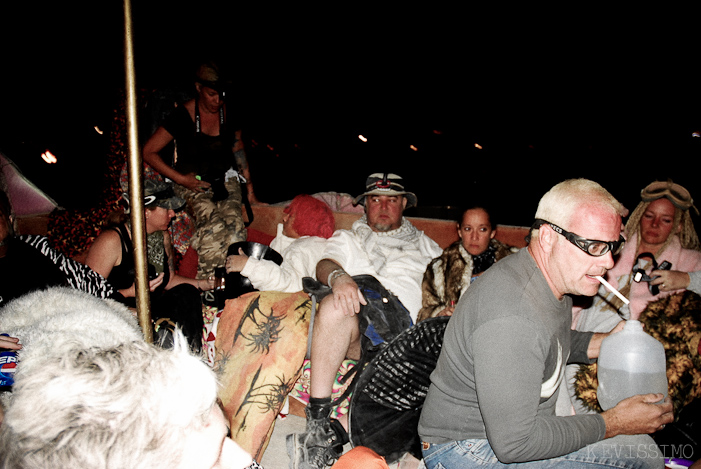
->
[107,224,170,297]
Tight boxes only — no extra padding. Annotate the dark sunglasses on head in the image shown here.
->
[532,219,625,257]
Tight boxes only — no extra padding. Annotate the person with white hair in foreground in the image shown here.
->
[0,335,262,469]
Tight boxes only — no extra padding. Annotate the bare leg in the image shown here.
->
[309,295,362,399]
[287,295,359,468]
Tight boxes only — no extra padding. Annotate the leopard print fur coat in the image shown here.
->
[417,239,516,322]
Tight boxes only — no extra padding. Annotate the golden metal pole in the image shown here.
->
[123,0,153,342]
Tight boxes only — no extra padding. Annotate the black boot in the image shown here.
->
[286,398,347,469]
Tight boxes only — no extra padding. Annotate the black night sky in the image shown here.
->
[2,4,700,228]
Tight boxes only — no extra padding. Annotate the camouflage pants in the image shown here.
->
[175,177,247,279]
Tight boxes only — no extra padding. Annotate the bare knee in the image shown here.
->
[316,295,359,327]
[313,295,361,358]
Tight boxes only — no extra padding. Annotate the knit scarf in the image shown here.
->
[351,216,424,274]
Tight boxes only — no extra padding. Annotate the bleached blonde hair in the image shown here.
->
[0,333,218,469]
[532,179,626,237]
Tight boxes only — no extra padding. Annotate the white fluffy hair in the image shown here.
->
[0,287,143,408]
[0,333,219,468]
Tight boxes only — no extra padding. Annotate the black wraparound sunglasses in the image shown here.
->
[532,219,625,257]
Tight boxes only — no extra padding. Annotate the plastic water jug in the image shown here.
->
[596,320,668,410]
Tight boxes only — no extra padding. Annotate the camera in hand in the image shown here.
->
[632,252,671,295]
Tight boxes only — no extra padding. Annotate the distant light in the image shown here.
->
[358,135,368,142]
[409,145,418,151]
[693,131,701,138]
[41,150,58,164]
[94,126,104,135]
[474,143,483,150]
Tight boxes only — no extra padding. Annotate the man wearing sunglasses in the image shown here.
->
[419,179,673,468]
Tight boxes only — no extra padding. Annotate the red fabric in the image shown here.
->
[246,228,275,246]
[178,247,199,279]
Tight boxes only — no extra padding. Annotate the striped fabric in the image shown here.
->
[19,235,115,299]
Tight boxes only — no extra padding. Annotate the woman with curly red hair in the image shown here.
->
[225,194,335,292]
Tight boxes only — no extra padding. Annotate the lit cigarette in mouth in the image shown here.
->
[594,276,630,305]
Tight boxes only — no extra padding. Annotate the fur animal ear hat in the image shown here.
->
[353,172,417,208]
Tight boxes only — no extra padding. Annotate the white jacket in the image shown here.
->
[240,224,329,293]
[322,216,442,322]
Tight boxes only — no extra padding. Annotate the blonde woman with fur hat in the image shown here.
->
[575,179,701,332]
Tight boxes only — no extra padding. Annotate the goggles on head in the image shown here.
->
[640,180,697,213]
[532,219,625,257]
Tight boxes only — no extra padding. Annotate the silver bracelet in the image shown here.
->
[327,269,349,288]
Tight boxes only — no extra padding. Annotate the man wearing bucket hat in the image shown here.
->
[142,61,262,280]
[287,173,442,468]
[86,180,212,353]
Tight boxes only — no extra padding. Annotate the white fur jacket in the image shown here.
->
[0,287,142,408]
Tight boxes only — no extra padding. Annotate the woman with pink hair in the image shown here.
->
[225,194,335,292]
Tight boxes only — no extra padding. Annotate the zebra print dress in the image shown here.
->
[18,235,114,299]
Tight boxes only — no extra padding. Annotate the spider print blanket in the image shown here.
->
[214,290,312,460]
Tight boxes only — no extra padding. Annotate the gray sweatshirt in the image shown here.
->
[418,248,606,463]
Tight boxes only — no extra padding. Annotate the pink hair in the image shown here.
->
[284,195,335,239]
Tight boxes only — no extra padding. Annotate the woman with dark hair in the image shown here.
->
[418,205,517,321]
[86,180,212,352]
[142,61,262,280]
[225,194,335,292]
